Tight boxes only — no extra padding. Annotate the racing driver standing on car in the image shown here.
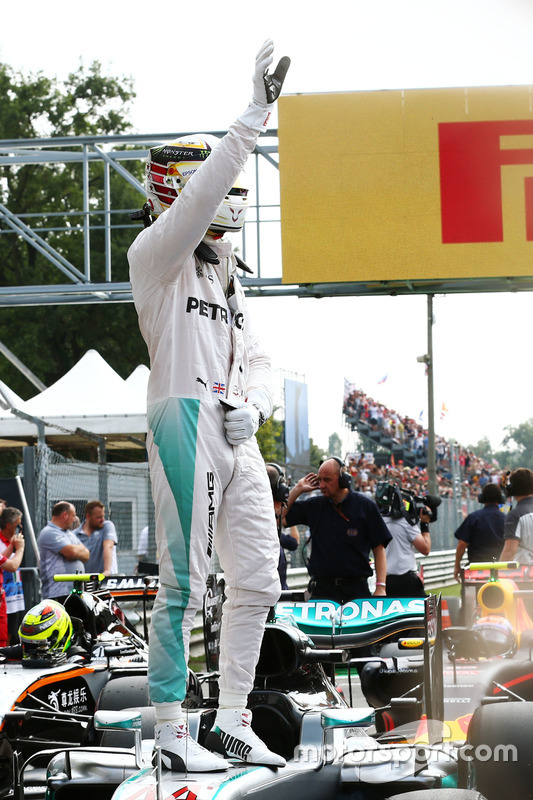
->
[128,42,290,772]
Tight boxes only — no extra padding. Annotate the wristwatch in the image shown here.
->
[250,402,267,427]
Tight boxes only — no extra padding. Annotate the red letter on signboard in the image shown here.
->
[439,120,533,243]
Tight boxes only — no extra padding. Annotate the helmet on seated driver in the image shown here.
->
[472,615,517,659]
[18,599,73,665]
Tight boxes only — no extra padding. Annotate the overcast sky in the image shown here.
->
[2,0,533,454]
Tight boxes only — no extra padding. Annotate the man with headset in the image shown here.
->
[500,468,533,564]
[453,483,505,581]
[282,457,391,603]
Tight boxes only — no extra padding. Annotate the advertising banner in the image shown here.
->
[278,86,533,283]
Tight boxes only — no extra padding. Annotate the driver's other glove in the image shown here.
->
[239,40,291,132]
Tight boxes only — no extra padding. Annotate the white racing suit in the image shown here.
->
[128,114,281,712]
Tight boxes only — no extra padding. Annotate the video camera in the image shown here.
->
[375,481,441,526]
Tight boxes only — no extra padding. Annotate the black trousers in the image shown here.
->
[386,571,426,598]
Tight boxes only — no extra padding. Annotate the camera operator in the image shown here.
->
[376,483,433,597]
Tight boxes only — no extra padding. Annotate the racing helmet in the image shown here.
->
[472,615,517,659]
[145,134,250,232]
[19,599,73,665]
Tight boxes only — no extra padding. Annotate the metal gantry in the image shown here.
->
[2,130,533,307]
[0,130,285,307]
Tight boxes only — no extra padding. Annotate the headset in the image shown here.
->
[503,468,533,498]
[477,485,506,505]
[320,456,352,490]
[266,463,290,505]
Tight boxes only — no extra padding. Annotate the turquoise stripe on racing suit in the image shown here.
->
[147,397,199,703]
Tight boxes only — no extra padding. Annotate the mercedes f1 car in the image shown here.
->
[8,566,533,800]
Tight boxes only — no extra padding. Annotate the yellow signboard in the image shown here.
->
[278,87,533,284]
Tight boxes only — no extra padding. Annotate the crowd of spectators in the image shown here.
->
[343,387,504,499]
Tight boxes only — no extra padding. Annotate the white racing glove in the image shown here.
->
[239,40,291,133]
[224,403,260,446]
[223,394,268,446]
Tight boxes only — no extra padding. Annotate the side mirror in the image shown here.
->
[320,708,375,767]
[94,710,143,768]
[321,708,374,729]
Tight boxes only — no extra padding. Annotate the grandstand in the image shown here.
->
[343,386,430,469]
[342,385,503,500]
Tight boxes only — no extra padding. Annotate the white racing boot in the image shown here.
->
[154,721,231,772]
[206,709,286,767]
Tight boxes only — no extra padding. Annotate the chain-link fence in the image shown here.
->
[22,443,479,579]
[25,443,156,574]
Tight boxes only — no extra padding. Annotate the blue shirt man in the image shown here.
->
[38,501,89,600]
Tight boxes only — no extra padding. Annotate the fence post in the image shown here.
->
[22,446,39,569]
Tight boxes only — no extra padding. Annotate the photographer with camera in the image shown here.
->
[376,482,438,597]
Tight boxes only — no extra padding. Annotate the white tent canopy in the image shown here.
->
[0,380,28,412]
[0,350,149,447]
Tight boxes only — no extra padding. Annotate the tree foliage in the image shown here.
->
[256,413,285,464]
[0,60,148,397]
[468,421,533,471]
[328,432,342,458]
[494,419,533,471]
[309,438,327,471]
[466,436,494,464]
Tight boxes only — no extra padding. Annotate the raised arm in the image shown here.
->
[130,41,290,282]
[282,473,319,523]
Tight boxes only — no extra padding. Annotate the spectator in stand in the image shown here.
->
[453,483,506,581]
[0,510,25,646]
[343,386,507,500]
[358,480,374,499]
[38,502,90,603]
